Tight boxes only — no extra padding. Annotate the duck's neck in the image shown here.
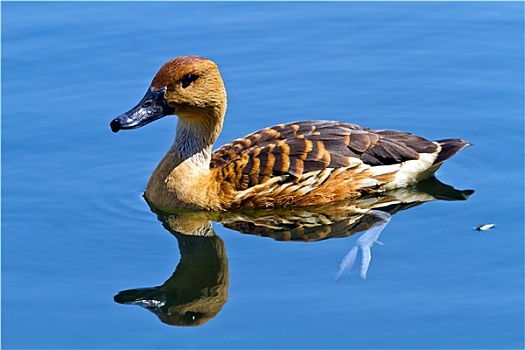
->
[145,109,225,210]
[176,119,218,156]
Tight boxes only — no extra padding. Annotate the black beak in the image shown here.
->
[110,88,175,133]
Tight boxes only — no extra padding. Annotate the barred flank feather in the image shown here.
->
[208,120,469,209]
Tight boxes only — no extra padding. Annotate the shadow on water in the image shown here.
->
[114,177,473,327]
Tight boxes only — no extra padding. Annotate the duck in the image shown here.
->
[110,56,470,211]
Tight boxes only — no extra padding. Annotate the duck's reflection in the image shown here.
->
[114,215,228,326]
[114,177,473,326]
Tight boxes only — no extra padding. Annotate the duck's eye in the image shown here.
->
[181,73,198,88]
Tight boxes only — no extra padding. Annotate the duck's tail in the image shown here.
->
[433,138,472,166]
[402,138,471,183]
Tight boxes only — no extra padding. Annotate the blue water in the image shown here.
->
[2,2,523,349]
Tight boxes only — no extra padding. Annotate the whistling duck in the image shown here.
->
[110,56,470,211]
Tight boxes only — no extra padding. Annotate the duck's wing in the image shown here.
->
[210,120,441,191]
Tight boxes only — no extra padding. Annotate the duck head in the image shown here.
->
[110,56,227,133]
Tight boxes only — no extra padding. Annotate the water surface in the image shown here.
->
[2,2,523,349]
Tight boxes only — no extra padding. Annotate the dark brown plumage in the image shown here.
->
[211,120,466,190]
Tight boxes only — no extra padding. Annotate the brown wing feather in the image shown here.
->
[360,130,438,165]
[210,120,438,191]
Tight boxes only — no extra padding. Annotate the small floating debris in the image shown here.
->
[476,223,494,231]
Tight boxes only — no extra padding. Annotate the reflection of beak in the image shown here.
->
[114,288,167,309]
[110,88,174,133]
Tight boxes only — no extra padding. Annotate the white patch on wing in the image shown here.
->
[369,164,400,176]
[383,149,440,190]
